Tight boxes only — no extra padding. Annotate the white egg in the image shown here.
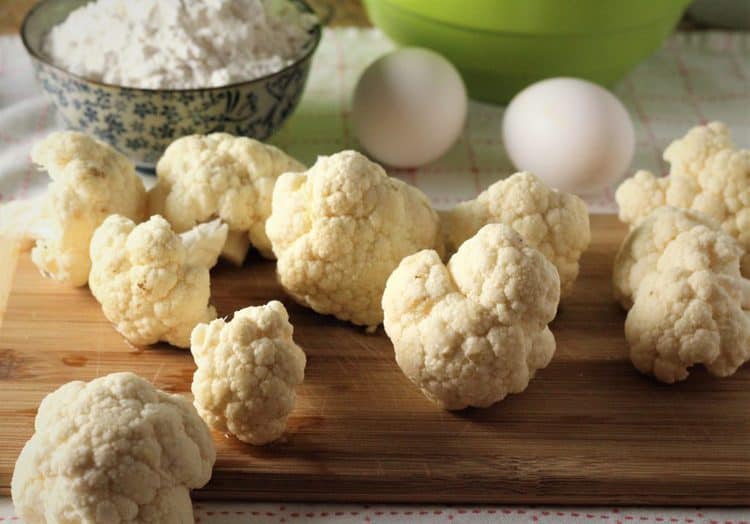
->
[502,77,635,195]
[352,47,467,168]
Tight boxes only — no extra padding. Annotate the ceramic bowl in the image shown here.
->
[21,0,321,171]
[363,0,690,104]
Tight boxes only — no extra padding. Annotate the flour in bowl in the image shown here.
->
[42,0,318,89]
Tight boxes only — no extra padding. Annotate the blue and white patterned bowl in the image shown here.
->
[21,0,322,172]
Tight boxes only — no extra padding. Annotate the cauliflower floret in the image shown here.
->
[615,170,670,226]
[149,133,305,262]
[266,150,443,328]
[26,131,147,286]
[612,206,717,309]
[616,122,750,273]
[617,122,731,225]
[625,225,750,383]
[11,372,216,524]
[663,120,732,181]
[89,214,226,348]
[382,223,560,410]
[191,300,306,445]
[695,148,750,274]
[617,122,732,224]
[439,172,590,297]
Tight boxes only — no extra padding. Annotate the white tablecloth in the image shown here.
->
[1,28,749,522]
[1,501,749,523]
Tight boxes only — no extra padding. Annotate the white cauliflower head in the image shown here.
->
[266,150,443,328]
[29,131,147,286]
[150,133,305,260]
[616,122,750,273]
[89,214,226,348]
[191,300,306,445]
[439,171,590,297]
[612,206,717,309]
[382,223,560,410]
[11,372,216,524]
[625,225,750,383]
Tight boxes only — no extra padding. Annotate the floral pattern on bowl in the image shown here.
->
[22,0,321,171]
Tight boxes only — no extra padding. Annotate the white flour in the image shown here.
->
[43,0,318,89]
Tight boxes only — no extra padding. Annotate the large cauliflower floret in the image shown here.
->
[625,225,750,383]
[11,372,216,524]
[439,172,590,297]
[612,206,717,309]
[89,214,226,348]
[616,122,750,273]
[382,223,560,410]
[266,150,443,328]
[191,300,306,445]
[29,131,147,286]
[149,133,305,261]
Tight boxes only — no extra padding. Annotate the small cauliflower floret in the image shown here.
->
[149,133,305,263]
[382,223,560,410]
[191,301,306,445]
[11,372,216,524]
[612,206,717,309]
[266,150,443,328]
[439,172,590,297]
[615,170,669,226]
[625,226,750,383]
[89,214,226,348]
[616,122,750,273]
[26,131,147,286]
[663,120,732,181]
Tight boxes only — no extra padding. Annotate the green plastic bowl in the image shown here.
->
[363,0,690,104]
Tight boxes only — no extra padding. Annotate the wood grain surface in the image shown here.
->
[0,215,748,505]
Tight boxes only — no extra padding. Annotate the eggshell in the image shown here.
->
[352,47,467,168]
[502,77,635,195]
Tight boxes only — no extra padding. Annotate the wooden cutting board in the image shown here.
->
[1,214,748,505]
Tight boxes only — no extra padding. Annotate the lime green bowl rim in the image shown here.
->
[373,0,691,36]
